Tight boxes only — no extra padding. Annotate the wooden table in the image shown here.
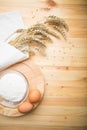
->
[0,0,87,130]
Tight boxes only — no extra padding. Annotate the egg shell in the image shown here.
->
[29,89,41,103]
[18,102,33,113]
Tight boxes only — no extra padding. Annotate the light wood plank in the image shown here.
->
[0,126,87,130]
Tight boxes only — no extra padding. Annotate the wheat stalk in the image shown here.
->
[30,23,60,39]
[53,25,67,40]
[8,15,69,57]
[31,29,52,42]
[9,35,46,55]
[45,15,69,32]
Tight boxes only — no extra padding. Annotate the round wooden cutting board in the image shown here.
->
[0,60,44,117]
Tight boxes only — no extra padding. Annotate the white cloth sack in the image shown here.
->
[0,11,29,71]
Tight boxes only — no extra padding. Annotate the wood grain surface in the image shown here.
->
[0,0,87,130]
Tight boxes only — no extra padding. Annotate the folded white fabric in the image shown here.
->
[0,11,29,71]
[0,42,28,71]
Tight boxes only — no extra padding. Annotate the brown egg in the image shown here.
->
[18,102,33,113]
[29,89,41,103]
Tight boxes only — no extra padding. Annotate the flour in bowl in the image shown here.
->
[0,71,28,103]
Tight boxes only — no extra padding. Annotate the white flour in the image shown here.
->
[0,71,28,102]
